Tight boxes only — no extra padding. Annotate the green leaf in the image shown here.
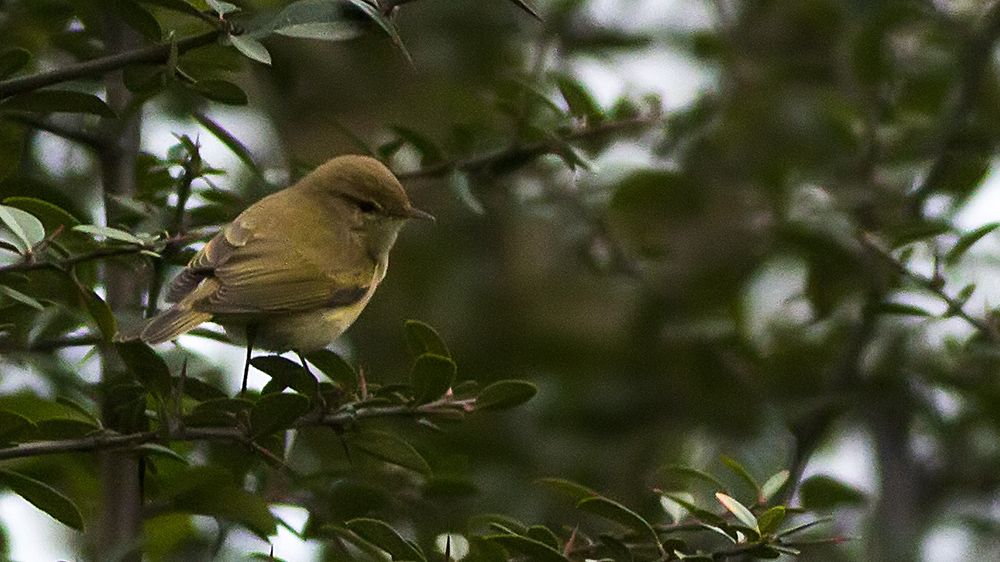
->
[577,497,660,545]
[799,475,866,510]
[720,456,762,501]
[0,285,44,311]
[268,0,365,41]
[484,534,570,562]
[404,320,450,358]
[349,430,432,476]
[252,355,318,397]
[775,516,832,538]
[660,494,725,526]
[137,443,188,464]
[876,302,933,317]
[193,112,262,177]
[0,204,45,253]
[536,477,599,503]
[556,76,603,121]
[0,48,31,79]
[347,518,426,562]
[3,197,81,235]
[79,288,116,341]
[72,224,145,245]
[757,506,786,536]
[172,481,276,539]
[35,418,99,440]
[946,222,1000,266]
[475,380,536,411]
[230,35,271,65]
[347,0,412,62]
[0,410,37,444]
[715,492,759,535]
[525,526,559,550]
[112,0,162,41]
[0,469,84,530]
[0,121,23,182]
[191,79,251,105]
[760,470,789,501]
[303,349,358,394]
[250,392,311,438]
[115,340,173,399]
[0,90,115,117]
[411,354,456,403]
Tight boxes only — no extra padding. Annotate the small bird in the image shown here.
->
[138,154,432,391]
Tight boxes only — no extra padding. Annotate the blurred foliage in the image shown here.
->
[3,0,1000,561]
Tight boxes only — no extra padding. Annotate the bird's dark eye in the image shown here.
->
[356,199,380,213]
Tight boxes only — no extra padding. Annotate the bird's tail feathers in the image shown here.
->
[139,308,213,345]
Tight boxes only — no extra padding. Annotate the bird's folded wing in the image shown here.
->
[167,221,374,314]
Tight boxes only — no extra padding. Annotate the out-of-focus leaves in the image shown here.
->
[0,410,36,445]
[135,0,204,18]
[206,0,240,16]
[484,534,570,562]
[193,112,262,177]
[2,197,81,239]
[391,126,444,166]
[137,443,188,464]
[349,430,432,476]
[449,170,486,215]
[0,49,31,79]
[411,354,456,403]
[799,475,866,510]
[115,341,173,399]
[0,121,23,181]
[250,392,311,438]
[0,204,45,254]
[0,470,84,530]
[34,418,99,440]
[79,288,116,341]
[720,456,762,501]
[168,468,277,539]
[175,376,228,401]
[506,0,542,21]
[475,380,536,411]
[577,497,660,545]
[655,465,729,493]
[252,355,318,397]
[0,285,44,311]
[757,506,786,536]
[876,302,933,317]
[556,76,604,122]
[660,494,725,526]
[230,35,272,65]
[190,79,250,105]
[0,90,115,117]
[946,222,1000,266]
[346,518,426,562]
[111,0,162,41]
[761,470,790,501]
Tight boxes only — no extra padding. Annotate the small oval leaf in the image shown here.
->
[404,320,450,358]
[250,392,311,438]
[0,469,84,530]
[476,380,536,411]
[347,518,426,562]
[349,430,431,476]
[411,354,456,403]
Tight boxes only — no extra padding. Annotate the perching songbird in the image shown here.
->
[137,154,433,391]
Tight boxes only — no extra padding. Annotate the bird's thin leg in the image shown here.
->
[241,324,257,397]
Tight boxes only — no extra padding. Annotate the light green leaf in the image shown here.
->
[947,222,1000,265]
[0,470,84,530]
[231,35,272,65]
[269,0,364,41]
[72,224,145,245]
[206,0,240,15]
[715,492,759,534]
[0,204,45,253]
[757,505,786,536]
[761,470,790,501]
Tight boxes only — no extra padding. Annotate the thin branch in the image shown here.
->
[0,396,476,461]
[396,114,662,181]
[0,30,223,100]
[4,113,107,150]
[0,333,102,354]
[0,245,149,275]
[910,1,1000,212]
[859,232,999,341]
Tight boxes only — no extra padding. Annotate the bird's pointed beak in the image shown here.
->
[405,206,435,222]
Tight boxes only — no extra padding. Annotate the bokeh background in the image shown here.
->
[3,0,1000,560]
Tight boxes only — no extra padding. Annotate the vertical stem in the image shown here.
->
[95,10,144,562]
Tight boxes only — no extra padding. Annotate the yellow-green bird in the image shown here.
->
[138,154,432,391]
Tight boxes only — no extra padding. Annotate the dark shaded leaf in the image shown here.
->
[577,497,660,545]
[349,430,432,475]
[250,392,311,438]
[252,355,318,397]
[347,518,426,562]
[0,121,23,181]
[347,0,412,61]
[172,481,276,539]
[654,465,729,493]
[556,76,603,121]
[799,475,866,510]
[506,0,542,20]
[0,48,31,79]
[484,534,570,562]
[80,288,116,341]
[303,349,358,394]
[112,0,162,41]
[421,476,478,498]
[411,354,456,403]
[0,90,115,117]
[0,285,44,311]
[137,443,188,463]
[391,126,444,166]
[35,418,99,440]
[175,375,228,401]
[660,494,725,526]
[0,410,36,444]
[135,0,204,18]
[876,302,933,317]
[0,469,84,530]
[475,380,536,411]
[190,79,250,105]
[720,456,762,501]
[115,340,172,399]
[536,477,599,503]
[404,319,450,358]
